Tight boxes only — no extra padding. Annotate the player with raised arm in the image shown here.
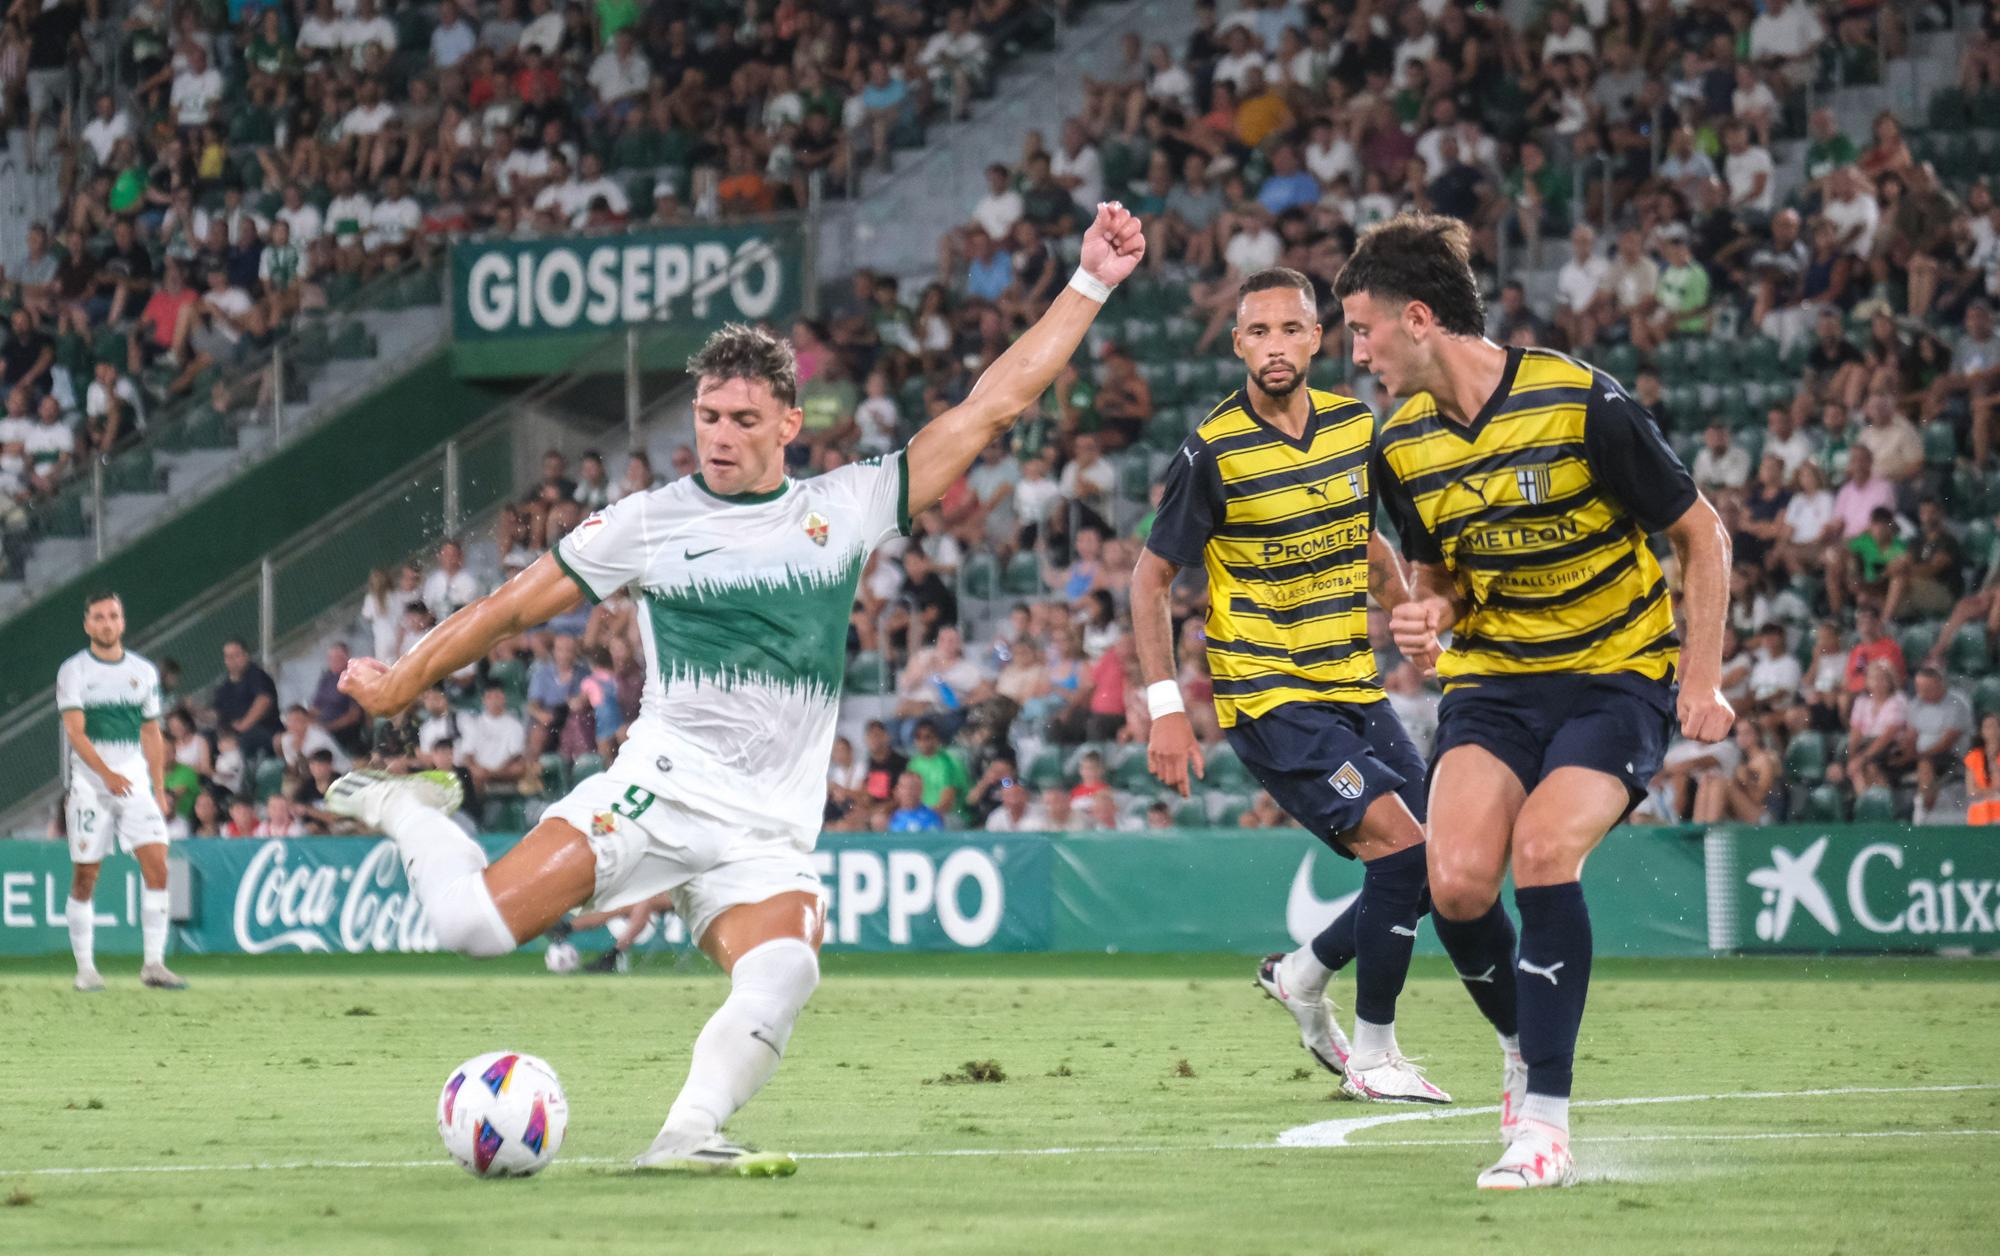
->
[1133,267,1447,1104]
[1337,214,1733,1188]
[326,204,1145,1176]
[58,591,185,992]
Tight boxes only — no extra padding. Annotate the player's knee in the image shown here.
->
[1511,829,1589,885]
[1428,864,1500,922]
[70,865,100,899]
[432,875,519,959]
[734,936,819,1008]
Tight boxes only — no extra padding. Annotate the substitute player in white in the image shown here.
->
[58,591,186,992]
[328,203,1145,1175]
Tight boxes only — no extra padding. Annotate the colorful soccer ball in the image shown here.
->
[437,1051,569,1178]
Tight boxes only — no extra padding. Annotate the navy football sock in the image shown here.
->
[1430,898,1521,1038]
[1513,882,1593,1099]
[1351,842,1429,1026]
[1309,897,1358,973]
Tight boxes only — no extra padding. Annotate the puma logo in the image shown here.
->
[1302,482,1329,501]
[1389,924,1418,938]
[1182,446,1198,467]
[1463,480,1490,506]
[1518,957,1565,986]
[1456,965,1497,984]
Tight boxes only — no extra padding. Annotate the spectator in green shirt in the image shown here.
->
[1634,227,1710,352]
[796,357,858,465]
[1804,106,1858,190]
[1842,507,1913,622]
[905,719,971,822]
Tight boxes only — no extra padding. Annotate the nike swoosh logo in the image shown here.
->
[1286,852,1360,947]
[684,547,723,561]
[748,1027,783,1058]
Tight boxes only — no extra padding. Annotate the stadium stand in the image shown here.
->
[11,0,2000,839]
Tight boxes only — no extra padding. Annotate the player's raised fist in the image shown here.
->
[1080,201,1145,289]
[337,656,401,717]
[1678,683,1735,743]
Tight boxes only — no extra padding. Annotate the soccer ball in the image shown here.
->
[544,940,580,974]
[437,1051,569,1178]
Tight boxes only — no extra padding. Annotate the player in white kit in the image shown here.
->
[57,591,186,991]
[326,203,1145,1175]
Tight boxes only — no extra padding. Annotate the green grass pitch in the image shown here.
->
[2,951,1994,1255]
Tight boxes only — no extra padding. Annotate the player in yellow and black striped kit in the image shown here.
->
[1336,214,1734,1190]
[1132,268,1450,1106]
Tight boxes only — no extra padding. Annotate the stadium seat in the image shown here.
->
[1002,551,1041,596]
[488,659,529,707]
[1023,747,1066,791]
[1973,675,2000,719]
[1110,744,1155,792]
[1898,621,1940,664]
[570,754,605,784]
[1783,731,1827,782]
[1206,792,1252,826]
[1199,743,1252,793]
[845,651,887,693]
[1966,518,1996,570]
[537,753,570,798]
[253,756,286,802]
[1851,787,1898,824]
[1922,420,1959,466]
[1793,783,1850,822]
[1948,629,1992,677]
[1173,798,1207,827]
[960,551,999,600]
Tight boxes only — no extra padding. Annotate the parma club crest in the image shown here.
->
[804,511,830,546]
[1328,761,1365,800]
[1514,465,1553,505]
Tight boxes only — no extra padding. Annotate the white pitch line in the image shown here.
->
[1275,1081,2000,1148]
[5,1082,1993,1178]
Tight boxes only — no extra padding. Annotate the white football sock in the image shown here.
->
[1279,946,1332,1001]
[1352,1017,1397,1061]
[1521,1093,1570,1133]
[1500,1032,1522,1060]
[67,896,95,971]
[380,789,515,957]
[140,887,170,965]
[660,938,820,1141]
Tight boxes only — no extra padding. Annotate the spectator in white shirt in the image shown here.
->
[278,705,353,773]
[1145,41,1193,110]
[1555,224,1610,348]
[85,360,143,452]
[1722,121,1775,218]
[429,0,477,68]
[80,92,130,167]
[296,0,346,60]
[1058,433,1116,506]
[341,79,396,141]
[587,28,650,116]
[323,167,374,243]
[1731,63,1780,147]
[1746,622,1804,716]
[277,184,323,247]
[341,0,397,67]
[517,0,564,56]
[422,538,483,619]
[1212,26,1268,92]
[919,7,989,116]
[1821,165,1881,259]
[1050,119,1104,213]
[366,175,423,254]
[170,45,223,130]
[1692,421,1753,497]
[1540,5,1595,62]
[1748,0,1825,82]
[971,162,1023,239]
[458,685,529,795]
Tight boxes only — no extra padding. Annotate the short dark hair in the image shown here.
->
[1237,266,1315,306]
[687,322,798,407]
[84,590,121,611]
[1332,212,1486,336]
[224,637,249,652]
[1870,507,1896,525]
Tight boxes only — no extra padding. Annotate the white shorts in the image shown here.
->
[542,774,824,943]
[66,780,169,864]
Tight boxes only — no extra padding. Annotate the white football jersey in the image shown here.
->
[55,648,163,793]
[554,455,909,841]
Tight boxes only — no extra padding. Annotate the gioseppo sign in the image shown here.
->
[1718,828,2000,951]
[192,834,1046,955]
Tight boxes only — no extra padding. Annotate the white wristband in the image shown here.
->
[1146,680,1185,720]
[1067,266,1114,304]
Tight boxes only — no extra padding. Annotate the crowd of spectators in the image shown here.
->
[0,0,1072,574]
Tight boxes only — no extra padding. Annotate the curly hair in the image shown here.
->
[1332,212,1486,337]
[686,322,798,408]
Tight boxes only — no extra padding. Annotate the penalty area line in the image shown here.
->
[6,1082,1993,1178]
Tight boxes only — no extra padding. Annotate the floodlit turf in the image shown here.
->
[3,951,1995,1255]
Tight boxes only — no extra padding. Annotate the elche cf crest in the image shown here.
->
[804,511,830,546]
[1514,465,1553,505]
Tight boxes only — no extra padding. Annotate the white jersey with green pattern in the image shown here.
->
[554,453,910,841]
[56,648,163,793]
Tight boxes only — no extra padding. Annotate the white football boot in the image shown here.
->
[323,769,464,827]
[1476,1117,1576,1189]
[1500,1049,1529,1145]
[1341,1050,1453,1104]
[633,1130,798,1177]
[139,963,187,990]
[1254,953,1352,1077]
[73,966,104,993]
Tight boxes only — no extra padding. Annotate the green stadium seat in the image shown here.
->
[845,651,887,693]
[253,756,286,802]
[1898,621,1940,664]
[1199,743,1252,793]
[1115,454,1152,500]
[1023,747,1066,791]
[570,753,605,783]
[481,796,529,833]
[488,659,529,707]
[1851,786,1898,824]
[1173,797,1207,827]
[1930,86,1971,131]
[960,551,999,599]
[1206,791,1253,826]
[1949,628,1993,677]
[1002,551,1041,596]
[1974,675,2000,719]
[1793,783,1849,823]
[1922,419,1959,467]
[1783,731,1827,782]
[537,753,570,798]
[1110,744,1155,792]
[1965,518,1995,570]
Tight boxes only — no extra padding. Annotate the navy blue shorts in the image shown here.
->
[1224,700,1428,854]
[1432,670,1677,807]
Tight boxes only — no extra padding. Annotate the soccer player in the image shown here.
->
[57,591,185,992]
[1338,214,1733,1188]
[327,203,1146,1176]
[1134,267,1447,1104]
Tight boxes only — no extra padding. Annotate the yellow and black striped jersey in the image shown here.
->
[1373,346,1697,688]
[1146,386,1382,728]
